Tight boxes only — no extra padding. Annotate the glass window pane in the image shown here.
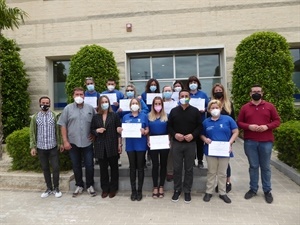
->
[198,54,220,77]
[200,78,221,97]
[130,81,147,96]
[152,56,173,79]
[175,55,197,78]
[130,58,150,80]
[291,49,300,89]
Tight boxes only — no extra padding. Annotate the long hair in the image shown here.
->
[129,98,141,112]
[210,83,232,115]
[145,78,160,93]
[148,96,168,122]
[125,84,137,98]
[97,95,113,114]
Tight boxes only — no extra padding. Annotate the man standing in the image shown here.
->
[84,77,100,111]
[168,90,202,203]
[237,84,280,204]
[58,87,96,197]
[101,78,124,113]
[30,96,63,198]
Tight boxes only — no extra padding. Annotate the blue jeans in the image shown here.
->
[244,140,273,193]
[69,144,94,188]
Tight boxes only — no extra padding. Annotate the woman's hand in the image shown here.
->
[97,128,106,133]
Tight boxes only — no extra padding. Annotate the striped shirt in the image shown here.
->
[36,111,57,150]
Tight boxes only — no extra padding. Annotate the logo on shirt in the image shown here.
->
[220,124,223,128]
[138,119,141,122]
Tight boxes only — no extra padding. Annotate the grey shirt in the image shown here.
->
[58,102,95,148]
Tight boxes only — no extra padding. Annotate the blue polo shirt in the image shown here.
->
[190,90,209,122]
[122,112,149,152]
[148,118,168,135]
[202,115,238,157]
[102,89,124,112]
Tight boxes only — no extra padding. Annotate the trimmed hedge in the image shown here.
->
[274,121,300,171]
[6,127,72,171]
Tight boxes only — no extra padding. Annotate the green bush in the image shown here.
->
[6,127,72,171]
[294,108,300,120]
[66,44,120,103]
[0,35,30,138]
[274,121,300,171]
[232,31,295,122]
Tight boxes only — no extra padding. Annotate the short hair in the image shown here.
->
[187,75,201,90]
[73,87,85,94]
[162,85,173,92]
[208,99,222,111]
[173,80,184,89]
[179,89,190,97]
[107,78,116,83]
[39,96,50,104]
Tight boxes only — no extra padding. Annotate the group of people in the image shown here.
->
[30,76,280,205]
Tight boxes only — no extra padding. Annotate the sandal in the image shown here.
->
[158,186,164,198]
[152,187,159,199]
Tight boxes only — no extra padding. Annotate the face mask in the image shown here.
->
[131,104,140,112]
[154,105,162,112]
[214,92,224,99]
[174,87,182,92]
[87,84,95,92]
[40,104,50,111]
[163,92,172,99]
[74,96,84,104]
[126,91,134,98]
[179,98,189,105]
[211,109,221,117]
[252,93,262,101]
[189,83,198,91]
[101,103,109,110]
[107,85,115,91]
[150,85,157,92]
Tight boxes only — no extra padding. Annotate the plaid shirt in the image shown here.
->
[36,111,57,150]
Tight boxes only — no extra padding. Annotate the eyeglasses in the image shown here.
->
[126,90,134,92]
[85,77,93,80]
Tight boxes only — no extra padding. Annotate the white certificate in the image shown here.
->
[149,135,169,150]
[189,98,205,111]
[171,92,179,102]
[146,93,162,104]
[119,99,131,111]
[121,123,142,138]
[100,93,117,104]
[164,101,178,114]
[208,141,230,157]
[84,96,97,108]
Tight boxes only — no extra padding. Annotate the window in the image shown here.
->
[290,48,300,102]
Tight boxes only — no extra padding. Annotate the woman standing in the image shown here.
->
[119,98,149,201]
[148,97,169,198]
[91,96,122,198]
[201,100,238,204]
[141,78,161,112]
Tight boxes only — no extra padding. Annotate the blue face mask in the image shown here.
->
[189,83,198,91]
[87,84,95,91]
[126,91,134,98]
[101,103,109,110]
[163,91,172,99]
[150,85,157,92]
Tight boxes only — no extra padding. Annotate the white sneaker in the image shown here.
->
[87,186,97,197]
[41,188,52,198]
[72,186,83,197]
[118,159,122,167]
[54,187,62,198]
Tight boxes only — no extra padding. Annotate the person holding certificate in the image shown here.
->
[101,78,124,112]
[141,78,161,112]
[148,96,169,199]
[187,76,209,169]
[201,100,239,204]
[84,77,101,111]
[90,96,122,199]
[118,98,149,201]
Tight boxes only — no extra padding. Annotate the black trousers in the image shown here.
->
[149,149,169,187]
[127,151,146,191]
[196,137,204,163]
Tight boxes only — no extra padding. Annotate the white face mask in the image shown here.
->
[131,104,140,112]
[179,98,189,105]
[74,96,84,104]
[174,87,182,92]
[211,109,221,117]
[107,85,115,91]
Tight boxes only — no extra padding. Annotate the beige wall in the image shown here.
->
[4,0,300,112]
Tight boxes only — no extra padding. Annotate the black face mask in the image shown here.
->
[251,93,262,101]
[40,104,50,111]
[214,92,224,99]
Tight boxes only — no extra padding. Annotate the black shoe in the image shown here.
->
[94,159,99,165]
[131,191,137,201]
[136,191,143,201]
[226,182,232,193]
[264,191,273,204]
[215,185,219,193]
[198,161,204,169]
[244,189,257,200]
[184,193,191,204]
[219,194,231,204]
[203,193,212,202]
[171,190,181,202]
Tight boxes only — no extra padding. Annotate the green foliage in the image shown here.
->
[6,127,72,171]
[232,31,295,122]
[294,107,300,120]
[274,121,300,171]
[0,35,30,138]
[66,44,120,103]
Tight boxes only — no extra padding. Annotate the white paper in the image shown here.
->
[149,135,169,150]
[164,101,178,114]
[119,99,131,111]
[208,141,230,157]
[121,123,142,138]
[84,96,97,108]
[171,92,179,102]
[100,93,117,104]
[189,98,205,111]
[146,93,162,104]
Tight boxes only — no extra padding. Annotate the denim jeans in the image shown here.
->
[69,144,94,188]
[244,140,273,193]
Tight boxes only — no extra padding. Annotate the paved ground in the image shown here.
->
[0,139,299,225]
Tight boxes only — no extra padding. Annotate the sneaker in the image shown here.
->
[171,190,181,202]
[95,159,99,165]
[219,194,231,204]
[264,191,273,204]
[41,188,52,198]
[87,186,97,197]
[146,159,152,167]
[203,193,212,202]
[226,182,232,193]
[53,187,62,198]
[184,193,191,204]
[198,161,204,169]
[72,186,83,197]
[118,159,122,167]
[244,189,256,200]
